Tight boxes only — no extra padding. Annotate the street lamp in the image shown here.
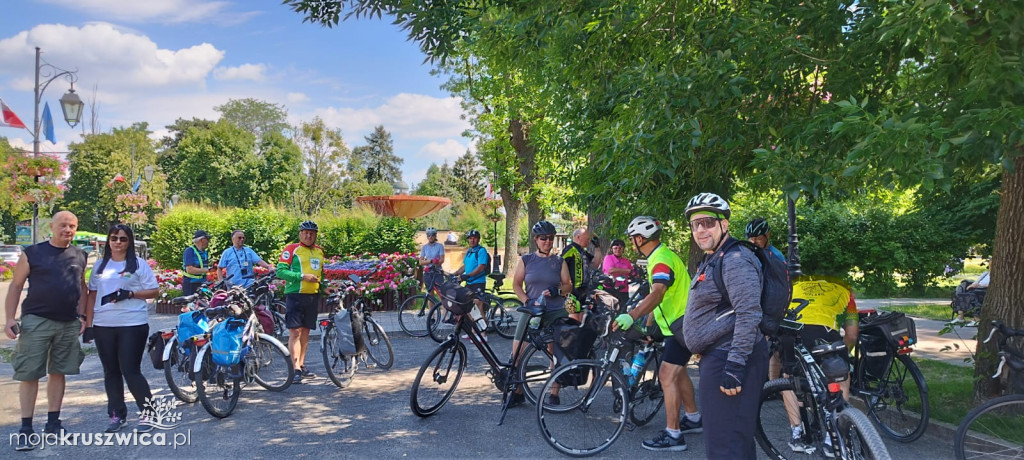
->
[31,46,83,244]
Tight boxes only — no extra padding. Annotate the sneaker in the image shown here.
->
[679,416,703,434]
[788,435,816,454]
[292,369,303,384]
[136,417,154,433]
[105,416,127,433]
[300,366,316,378]
[43,420,64,435]
[14,428,34,451]
[822,444,836,458]
[966,320,979,327]
[545,394,561,406]
[506,392,526,408]
[642,430,687,451]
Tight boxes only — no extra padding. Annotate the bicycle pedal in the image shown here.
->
[625,422,637,432]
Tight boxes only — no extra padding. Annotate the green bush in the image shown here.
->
[360,217,417,254]
[150,204,230,269]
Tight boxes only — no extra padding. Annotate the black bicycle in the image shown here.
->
[426,273,522,342]
[954,320,1024,460]
[757,318,891,459]
[397,271,457,337]
[320,276,395,389]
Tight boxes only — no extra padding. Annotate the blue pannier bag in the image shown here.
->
[211,318,247,366]
[176,311,210,341]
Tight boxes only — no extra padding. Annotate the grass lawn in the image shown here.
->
[879,303,951,322]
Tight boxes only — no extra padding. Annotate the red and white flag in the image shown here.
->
[0,98,27,129]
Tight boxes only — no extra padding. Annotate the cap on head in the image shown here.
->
[685,192,731,220]
[193,230,211,241]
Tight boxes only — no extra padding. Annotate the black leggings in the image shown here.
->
[94,324,152,420]
[698,339,769,459]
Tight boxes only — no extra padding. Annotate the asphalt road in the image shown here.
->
[0,314,958,459]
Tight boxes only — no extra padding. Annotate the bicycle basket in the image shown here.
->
[176,311,210,341]
[210,318,247,366]
[440,283,476,315]
[860,311,917,349]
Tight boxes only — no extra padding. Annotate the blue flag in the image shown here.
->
[41,102,56,144]
[132,175,142,193]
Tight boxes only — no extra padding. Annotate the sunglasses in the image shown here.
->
[689,217,720,231]
[536,235,554,241]
[109,236,130,243]
[234,236,245,240]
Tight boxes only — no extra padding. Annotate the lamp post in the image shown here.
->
[31,46,84,244]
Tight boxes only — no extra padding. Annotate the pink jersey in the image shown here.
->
[602,254,632,293]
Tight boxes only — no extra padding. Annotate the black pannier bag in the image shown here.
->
[553,319,597,387]
[441,282,476,315]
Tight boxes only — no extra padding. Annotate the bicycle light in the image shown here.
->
[319,319,331,327]
[194,337,208,347]
[828,382,842,394]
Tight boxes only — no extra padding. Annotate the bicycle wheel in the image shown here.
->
[757,378,827,459]
[517,339,556,405]
[322,325,357,389]
[629,350,664,426]
[163,337,198,403]
[954,394,1024,460]
[398,294,436,337]
[863,353,930,442]
[195,348,241,418]
[427,303,457,343]
[363,318,394,370]
[272,300,287,338]
[835,408,891,459]
[410,341,467,417]
[536,360,628,457]
[251,337,294,392]
[489,299,521,339]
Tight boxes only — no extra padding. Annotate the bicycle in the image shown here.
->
[409,282,567,422]
[756,318,891,459]
[193,286,294,418]
[426,273,522,342]
[248,272,287,339]
[397,271,457,337]
[534,324,665,457]
[319,276,395,389]
[161,292,212,403]
[850,310,930,442]
[954,320,1024,460]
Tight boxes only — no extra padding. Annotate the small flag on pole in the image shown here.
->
[0,98,27,129]
[132,175,142,193]
[42,102,56,144]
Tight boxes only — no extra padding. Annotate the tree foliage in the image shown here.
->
[214,98,291,143]
[293,117,350,216]
[350,125,402,185]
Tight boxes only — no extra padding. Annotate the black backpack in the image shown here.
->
[709,238,791,337]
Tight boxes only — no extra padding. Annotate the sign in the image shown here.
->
[15,225,31,246]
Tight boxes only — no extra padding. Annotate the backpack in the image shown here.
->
[710,238,791,337]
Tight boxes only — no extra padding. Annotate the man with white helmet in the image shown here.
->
[418,227,445,295]
[614,216,700,451]
[682,193,769,459]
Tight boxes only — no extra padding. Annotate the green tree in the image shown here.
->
[157,117,215,192]
[293,117,350,216]
[351,125,402,184]
[452,150,485,204]
[174,120,264,207]
[414,162,460,201]
[214,98,290,142]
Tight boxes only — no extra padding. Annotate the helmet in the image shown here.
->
[531,220,556,236]
[425,227,437,237]
[685,192,731,219]
[745,218,770,238]
[626,216,661,239]
[465,229,481,238]
[299,220,319,232]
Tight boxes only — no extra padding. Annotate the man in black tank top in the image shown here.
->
[4,211,88,449]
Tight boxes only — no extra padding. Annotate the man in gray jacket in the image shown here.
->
[682,193,769,459]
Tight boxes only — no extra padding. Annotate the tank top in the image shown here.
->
[522,252,565,312]
[22,242,88,321]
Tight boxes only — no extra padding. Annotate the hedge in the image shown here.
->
[150,204,417,269]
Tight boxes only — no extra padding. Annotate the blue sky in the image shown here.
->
[0,0,471,186]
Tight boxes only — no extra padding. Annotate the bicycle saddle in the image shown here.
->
[516,303,544,317]
[487,272,506,283]
[810,340,847,357]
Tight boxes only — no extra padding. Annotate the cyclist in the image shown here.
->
[276,221,326,384]
[509,220,571,407]
[744,217,785,263]
[781,275,859,454]
[601,239,632,308]
[217,229,275,288]
[561,228,603,320]
[681,192,769,459]
[181,230,213,296]
[417,227,445,295]
[613,216,700,451]
[454,229,490,340]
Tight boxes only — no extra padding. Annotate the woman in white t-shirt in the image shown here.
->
[84,224,159,434]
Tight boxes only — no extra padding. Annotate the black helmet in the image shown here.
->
[465,229,481,238]
[745,218,770,238]
[299,220,319,232]
[531,220,556,236]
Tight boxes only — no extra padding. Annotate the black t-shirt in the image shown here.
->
[561,242,593,299]
[22,242,88,321]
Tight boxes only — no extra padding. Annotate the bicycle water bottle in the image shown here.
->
[628,349,648,386]
[529,296,546,329]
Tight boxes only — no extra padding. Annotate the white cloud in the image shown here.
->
[0,23,224,90]
[7,138,70,157]
[38,0,259,24]
[286,92,309,104]
[417,139,468,162]
[213,63,267,81]
[312,93,470,140]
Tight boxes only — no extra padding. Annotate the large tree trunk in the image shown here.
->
[502,117,536,274]
[501,190,522,275]
[976,155,1024,400]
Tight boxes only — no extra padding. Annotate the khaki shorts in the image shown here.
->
[12,314,85,381]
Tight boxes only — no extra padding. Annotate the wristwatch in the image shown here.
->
[76,314,87,320]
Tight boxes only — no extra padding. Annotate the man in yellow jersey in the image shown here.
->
[614,216,700,452]
[277,221,326,384]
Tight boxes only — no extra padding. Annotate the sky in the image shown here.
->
[0,0,472,186]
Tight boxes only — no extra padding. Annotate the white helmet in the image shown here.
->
[425,227,437,237]
[685,192,731,219]
[626,216,662,239]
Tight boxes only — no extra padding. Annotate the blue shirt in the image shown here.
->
[767,244,785,264]
[218,246,264,287]
[182,246,209,284]
[420,242,445,273]
[462,245,490,284]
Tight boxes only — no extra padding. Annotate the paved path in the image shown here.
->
[857,298,977,366]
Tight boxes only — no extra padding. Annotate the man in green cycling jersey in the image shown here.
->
[613,216,700,452]
[276,221,326,384]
